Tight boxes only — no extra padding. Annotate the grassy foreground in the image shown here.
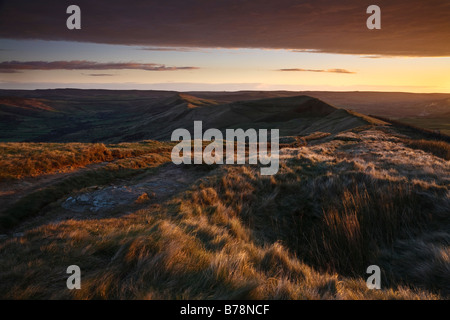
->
[0,141,173,180]
[0,126,448,299]
[0,141,175,230]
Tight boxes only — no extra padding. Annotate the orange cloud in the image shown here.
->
[278,68,356,74]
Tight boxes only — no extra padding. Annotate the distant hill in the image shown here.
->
[0,97,55,113]
[189,91,450,119]
[0,90,387,142]
[188,91,450,135]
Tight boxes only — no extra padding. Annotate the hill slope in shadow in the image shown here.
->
[0,91,386,142]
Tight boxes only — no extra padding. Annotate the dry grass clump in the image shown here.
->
[303,132,331,141]
[405,139,450,160]
[0,141,173,180]
[378,232,450,297]
[208,157,448,297]
[0,187,438,300]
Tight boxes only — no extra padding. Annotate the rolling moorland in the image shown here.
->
[1,89,449,142]
[0,90,449,299]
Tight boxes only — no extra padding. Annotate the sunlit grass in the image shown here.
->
[0,127,448,299]
[0,141,174,180]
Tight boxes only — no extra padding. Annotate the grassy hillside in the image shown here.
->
[0,140,172,180]
[3,89,446,142]
[191,91,450,120]
[0,124,449,299]
[0,91,448,300]
[0,126,450,299]
[398,117,450,136]
[0,90,175,142]
[0,141,175,230]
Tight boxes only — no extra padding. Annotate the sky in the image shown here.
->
[0,0,449,93]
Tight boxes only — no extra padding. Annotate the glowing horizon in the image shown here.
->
[1,41,449,93]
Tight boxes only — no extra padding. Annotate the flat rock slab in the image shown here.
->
[61,164,202,213]
[62,185,150,213]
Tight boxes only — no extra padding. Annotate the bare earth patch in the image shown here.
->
[61,164,206,214]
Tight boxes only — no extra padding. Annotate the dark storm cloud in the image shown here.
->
[278,68,355,74]
[0,61,200,73]
[0,0,449,56]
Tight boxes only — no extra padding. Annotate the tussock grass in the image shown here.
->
[303,132,331,141]
[405,139,450,160]
[0,143,173,231]
[213,159,447,289]
[0,141,173,180]
[0,128,448,299]
[0,194,438,299]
